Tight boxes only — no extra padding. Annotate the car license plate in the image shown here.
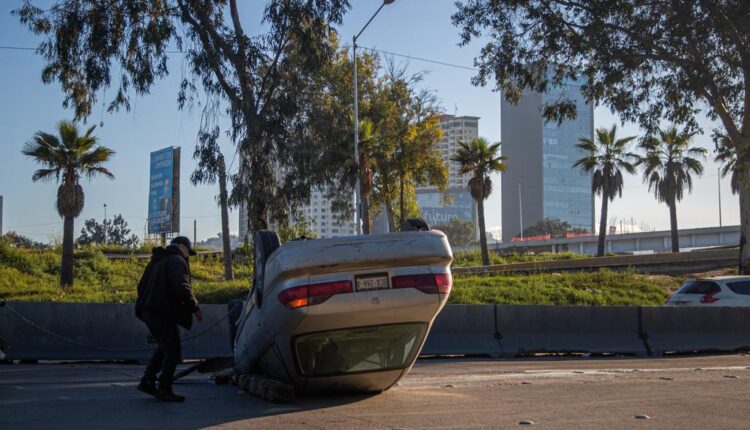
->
[356,274,389,292]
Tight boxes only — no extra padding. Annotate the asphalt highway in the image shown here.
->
[2,354,750,429]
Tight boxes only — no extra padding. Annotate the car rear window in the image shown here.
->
[727,281,750,295]
[679,281,721,295]
[294,323,426,377]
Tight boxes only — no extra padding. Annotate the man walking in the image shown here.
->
[135,236,203,402]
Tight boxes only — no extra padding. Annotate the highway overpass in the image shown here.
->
[479,225,741,255]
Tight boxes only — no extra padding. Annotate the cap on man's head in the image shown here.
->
[170,236,197,256]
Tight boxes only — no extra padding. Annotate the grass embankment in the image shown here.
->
[0,244,680,306]
[0,241,249,304]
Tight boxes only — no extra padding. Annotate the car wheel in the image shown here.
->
[253,230,282,308]
[401,218,430,232]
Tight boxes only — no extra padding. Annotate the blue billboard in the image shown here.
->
[148,147,180,234]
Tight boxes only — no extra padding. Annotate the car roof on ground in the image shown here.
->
[689,276,750,281]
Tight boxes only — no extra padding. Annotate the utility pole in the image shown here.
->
[0,195,3,236]
[103,203,107,244]
[718,168,723,227]
[194,219,197,245]
[518,182,524,240]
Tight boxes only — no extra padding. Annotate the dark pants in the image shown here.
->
[142,313,181,391]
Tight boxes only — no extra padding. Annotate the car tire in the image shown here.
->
[253,230,282,308]
[401,218,430,232]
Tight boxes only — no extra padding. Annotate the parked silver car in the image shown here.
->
[232,227,452,394]
[666,276,750,306]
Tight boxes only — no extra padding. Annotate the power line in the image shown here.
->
[359,46,479,72]
[1,44,477,72]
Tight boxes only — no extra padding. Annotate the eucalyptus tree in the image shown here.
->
[22,121,115,286]
[451,138,507,266]
[573,125,638,257]
[452,0,750,270]
[640,127,707,253]
[16,0,350,233]
[190,125,233,280]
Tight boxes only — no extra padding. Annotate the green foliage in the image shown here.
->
[0,246,251,304]
[433,217,477,247]
[521,218,588,238]
[78,214,139,248]
[449,269,674,306]
[1,231,48,249]
[15,1,352,232]
[275,215,318,243]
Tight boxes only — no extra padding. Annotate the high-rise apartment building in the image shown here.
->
[416,115,479,230]
[500,78,595,242]
[239,187,356,241]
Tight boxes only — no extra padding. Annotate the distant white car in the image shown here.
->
[666,276,750,306]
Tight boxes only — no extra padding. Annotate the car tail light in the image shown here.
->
[392,273,452,294]
[700,290,720,304]
[278,281,353,309]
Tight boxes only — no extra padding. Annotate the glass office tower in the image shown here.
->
[501,77,595,242]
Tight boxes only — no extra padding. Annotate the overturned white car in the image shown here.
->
[231,225,452,394]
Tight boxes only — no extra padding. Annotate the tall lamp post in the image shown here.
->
[353,0,396,235]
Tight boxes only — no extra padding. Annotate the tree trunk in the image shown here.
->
[61,216,75,287]
[477,197,489,266]
[359,156,371,234]
[361,189,371,234]
[399,174,405,227]
[386,203,395,232]
[741,164,750,273]
[218,157,234,280]
[669,198,679,253]
[597,194,609,257]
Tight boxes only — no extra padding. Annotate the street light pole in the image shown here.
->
[353,0,396,235]
[103,203,107,244]
[518,182,524,240]
[718,167,723,227]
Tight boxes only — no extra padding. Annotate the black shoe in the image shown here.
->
[137,380,158,396]
[155,390,185,402]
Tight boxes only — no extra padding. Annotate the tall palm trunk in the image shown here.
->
[477,197,489,266]
[218,157,234,280]
[669,198,679,252]
[597,193,609,257]
[61,216,75,286]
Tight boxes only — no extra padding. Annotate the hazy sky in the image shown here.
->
[0,0,734,243]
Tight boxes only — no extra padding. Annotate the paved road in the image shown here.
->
[2,354,750,429]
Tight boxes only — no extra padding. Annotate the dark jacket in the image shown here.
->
[135,245,200,329]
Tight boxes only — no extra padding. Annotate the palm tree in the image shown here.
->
[23,121,115,286]
[714,134,742,195]
[451,137,507,266]
[640,126,707,252]
[573,125,639,257]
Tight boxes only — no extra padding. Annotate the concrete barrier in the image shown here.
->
[5,303,750,361]
[420,304,501,357]
[641,306,750,356]
[0,302,231,361]
[495,305,648,357]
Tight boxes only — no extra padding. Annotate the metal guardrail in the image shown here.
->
[104,250,224,260]
[452,248,739,276]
